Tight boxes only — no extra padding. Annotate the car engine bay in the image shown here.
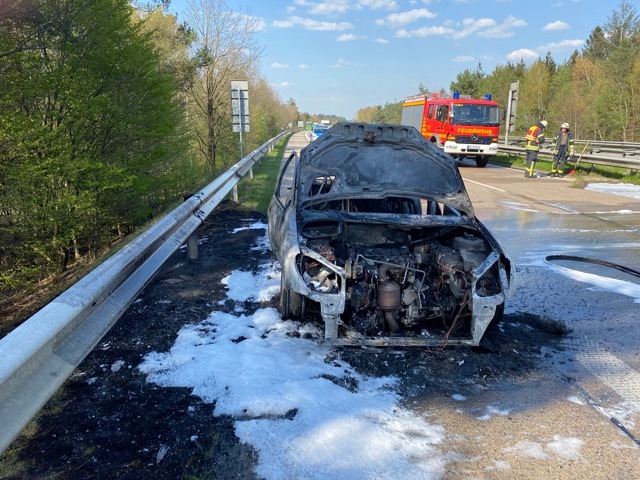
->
[300,221,503,342]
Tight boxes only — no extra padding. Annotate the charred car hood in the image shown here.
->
[296,122,474,216]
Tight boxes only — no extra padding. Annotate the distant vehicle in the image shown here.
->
[268,122,513,347]
[309,124,329,141]
[401,92,500,167]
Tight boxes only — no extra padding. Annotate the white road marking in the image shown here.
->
[464,178,507,193]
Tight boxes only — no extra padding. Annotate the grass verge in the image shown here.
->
[491,153,640,185]
[236,134,292,215]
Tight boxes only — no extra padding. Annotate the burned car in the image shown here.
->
[268,122,512,347]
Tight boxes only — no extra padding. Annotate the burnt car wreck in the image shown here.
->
[268,122,512,347]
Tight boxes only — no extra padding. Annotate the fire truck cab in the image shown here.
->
[401,92,500,167]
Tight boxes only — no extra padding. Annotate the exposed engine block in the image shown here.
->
[304,230,500,337]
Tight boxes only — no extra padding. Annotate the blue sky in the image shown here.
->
[167,0,617,119]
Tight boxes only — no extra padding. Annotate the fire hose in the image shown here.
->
[545,255,640,279]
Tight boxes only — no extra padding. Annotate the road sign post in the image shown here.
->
[505,81,519,145]
[231,81,250,200]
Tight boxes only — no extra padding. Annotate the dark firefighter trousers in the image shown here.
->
[552,145,569,175]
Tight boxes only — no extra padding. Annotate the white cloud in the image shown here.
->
[453,55,475,62]
[506,38,582,64]
[477,15,526,39]
[271,62,289,69]
[396,25,454,38]
[273,19,294,28]
[331,58,350,68]
[360,0,399,10]
[273,16,353,31]
[544,20,569,31]
[374,38,389,44]
[298,64,311,69]
[294,0,398,15]
[230,12,266,33]
[537,38,583,52]
[235,13,266,33]
[330,58,362,68]
[375,8,437,28]
[275,81,295,88]
[337,33,365,42]
[308,0,354,15]
[451,18,496,39]
[506,48,539,61]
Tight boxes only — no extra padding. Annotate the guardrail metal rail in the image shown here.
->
[499,136,640,173]
[0,132,288,455]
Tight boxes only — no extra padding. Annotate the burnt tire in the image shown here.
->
[488,302,505,328]
[280,276,306,320]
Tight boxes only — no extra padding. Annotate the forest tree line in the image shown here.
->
[0,0,300,294]
[356,1,640,144]
[2,0,638,300]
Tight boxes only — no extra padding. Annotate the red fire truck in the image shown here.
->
[401,92,500,167]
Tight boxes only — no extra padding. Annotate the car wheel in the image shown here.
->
[475,157,489,167]
[280,276,306,319]
[489,302,504,328]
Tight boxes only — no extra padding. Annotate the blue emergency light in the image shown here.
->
[485,94,492,101]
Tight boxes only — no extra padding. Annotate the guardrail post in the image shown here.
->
[187,231,198,261]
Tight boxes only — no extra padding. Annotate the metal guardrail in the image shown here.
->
[0,131,288,455]
[499,136,640,172]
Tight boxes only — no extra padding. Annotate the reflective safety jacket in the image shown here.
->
[525,124,545,151]
[552,130,575,156]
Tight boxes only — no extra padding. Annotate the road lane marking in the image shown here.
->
[464,178,507,193]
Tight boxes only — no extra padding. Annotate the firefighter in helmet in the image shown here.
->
[524,120,547,178]
[551,122,575,177]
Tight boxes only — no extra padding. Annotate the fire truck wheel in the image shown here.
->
[475,157,489,168]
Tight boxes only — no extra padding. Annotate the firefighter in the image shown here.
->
[551,122,575,177]
[524,120,547,178]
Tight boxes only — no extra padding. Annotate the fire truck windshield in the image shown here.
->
[451,104,499,126]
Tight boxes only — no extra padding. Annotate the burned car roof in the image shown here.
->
[296,122,474,216]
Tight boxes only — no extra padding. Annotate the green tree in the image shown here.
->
[185,0,263,174]
[583,26,609,60]
[592,0,640,140]
[542,51,557,75]
[547,61,575,130]
[136,6,196,94]
[355,106,381,123]
[245,73,285,150]
[482,62,526,131]
[1,0,188,286]
[380,101,402,124]
[604,0,640,50]
[569,56,605,139]
[450,63,485,98]
[517,59,551,132]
